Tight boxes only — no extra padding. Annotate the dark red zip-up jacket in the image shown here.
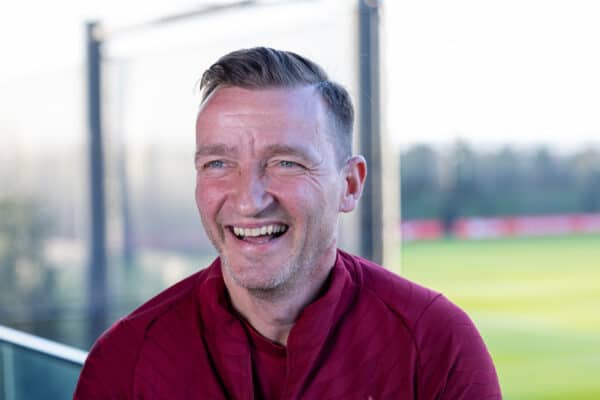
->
[74,250,501,399]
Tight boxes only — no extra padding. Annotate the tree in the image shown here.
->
[0,197,57,337]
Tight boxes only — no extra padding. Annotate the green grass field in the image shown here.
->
[400,234,600,400]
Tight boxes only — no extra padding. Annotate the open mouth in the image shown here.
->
[228,224,288,243]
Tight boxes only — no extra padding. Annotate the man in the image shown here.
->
[75,47,501,399]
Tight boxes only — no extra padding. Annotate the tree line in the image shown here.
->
[400,141,600,227]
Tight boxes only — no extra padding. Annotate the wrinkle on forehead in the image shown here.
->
[217,109,318,129]
[196,86,334,161]
[212,115,322,151]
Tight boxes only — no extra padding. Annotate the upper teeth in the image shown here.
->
[232,224,287,237]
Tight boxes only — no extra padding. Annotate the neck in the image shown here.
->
[223,251,336,346]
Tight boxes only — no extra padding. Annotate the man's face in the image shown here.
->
[195,86,348,292]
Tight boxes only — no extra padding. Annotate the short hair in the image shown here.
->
[199,47,354,165]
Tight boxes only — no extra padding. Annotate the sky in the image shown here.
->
[385,0,600,151]
[1,0,600,152]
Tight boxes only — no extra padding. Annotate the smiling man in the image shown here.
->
[74,47,501,399]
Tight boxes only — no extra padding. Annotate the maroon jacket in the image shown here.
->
[74,250,501,399]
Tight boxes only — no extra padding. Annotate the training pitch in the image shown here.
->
[400,234,600,400]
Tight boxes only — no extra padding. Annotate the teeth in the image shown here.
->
[232,224,287,238]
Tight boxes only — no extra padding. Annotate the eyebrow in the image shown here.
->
[194,144,237,164]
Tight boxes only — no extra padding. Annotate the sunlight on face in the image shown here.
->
[194,86,345,293]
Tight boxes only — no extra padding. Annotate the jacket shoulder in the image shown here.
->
[339,250,501,399]
[339,250,442,328]
[73,261,218,399]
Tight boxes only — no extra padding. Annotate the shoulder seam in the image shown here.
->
[361,282,443,398]
[412,293,444,397]
[129,274,204,396]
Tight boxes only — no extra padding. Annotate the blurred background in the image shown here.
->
[1,0,599,399]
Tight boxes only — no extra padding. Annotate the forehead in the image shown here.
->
[195,86,329,143]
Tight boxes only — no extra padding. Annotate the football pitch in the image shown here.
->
[399,234,600,399]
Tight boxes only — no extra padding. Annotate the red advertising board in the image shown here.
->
[401,213,600,241]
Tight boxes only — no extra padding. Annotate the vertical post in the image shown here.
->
[86,21,108,345]
[114,62,135,269]
[358,0,383,264]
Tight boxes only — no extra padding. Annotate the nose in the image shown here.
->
[232,167,274,217]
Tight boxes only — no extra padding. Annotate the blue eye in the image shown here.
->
[279,160,299,168]
[205,160,225,169]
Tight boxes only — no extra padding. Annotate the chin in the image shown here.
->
[223,257,297,292]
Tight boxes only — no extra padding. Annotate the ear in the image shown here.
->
[339,155,367,213]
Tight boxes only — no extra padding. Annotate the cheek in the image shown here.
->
[271,177,340,215]
[271,179,319,204]
[195,179,227,216]
[194,181,208,211]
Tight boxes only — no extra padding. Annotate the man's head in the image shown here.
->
[199,47,354,167]
[194,48,366,297]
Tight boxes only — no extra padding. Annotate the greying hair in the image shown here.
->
[199,47,354,165]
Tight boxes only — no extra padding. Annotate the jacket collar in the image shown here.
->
[196,250,358,398]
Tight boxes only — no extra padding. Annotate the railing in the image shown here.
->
[0,325,87,400]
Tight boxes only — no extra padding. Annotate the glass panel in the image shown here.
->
[96,0,361,344]
[0,69,89,349]
[0,1,362,350]
[0,341,81,400]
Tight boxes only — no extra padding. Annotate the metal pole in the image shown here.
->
[358,0,383,264]
[114,61,135,269]
[86,21,108,345]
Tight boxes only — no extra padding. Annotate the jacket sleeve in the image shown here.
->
[73,320,140,400]
[415,295,502,400]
